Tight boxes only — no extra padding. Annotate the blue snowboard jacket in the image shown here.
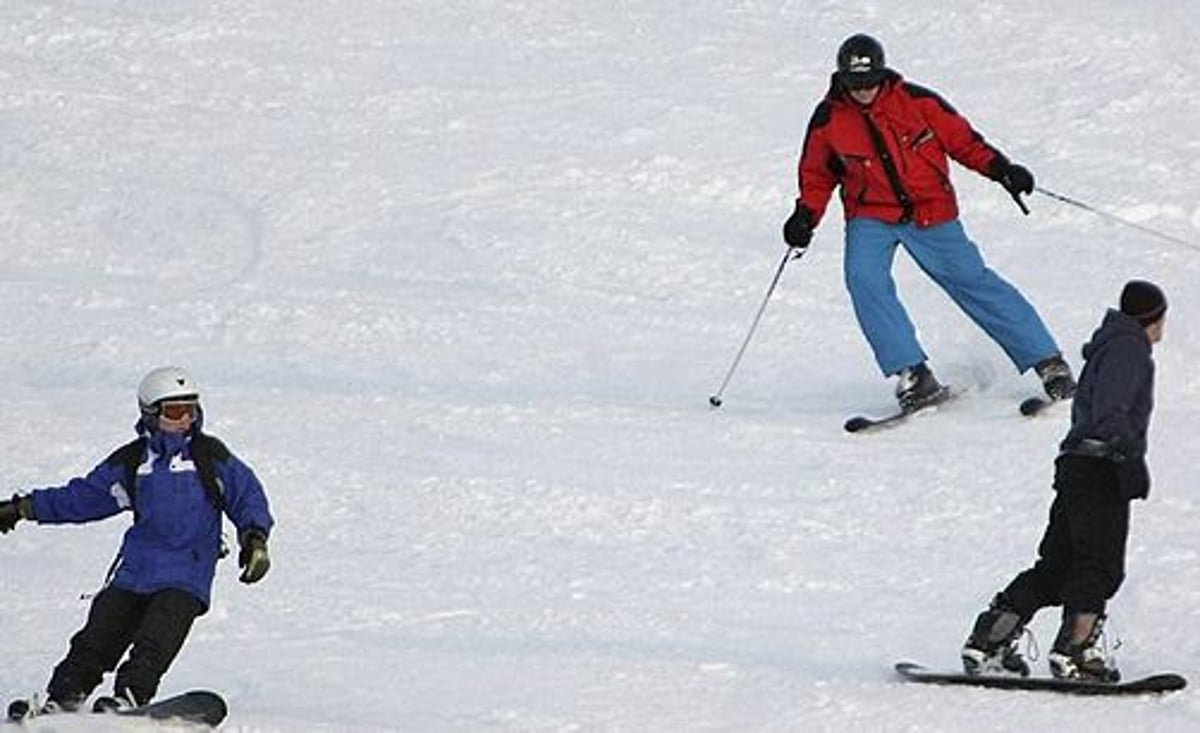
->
[28,414,274,610]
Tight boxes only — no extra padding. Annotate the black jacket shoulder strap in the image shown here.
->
[857,107,914,223]
[104,437,148,496]
[189,432,231,513]
[101,437,147,520]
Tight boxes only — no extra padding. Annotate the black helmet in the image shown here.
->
[836,34,887,90]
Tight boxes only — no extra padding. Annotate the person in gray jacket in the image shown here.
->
[958,280,1167,682]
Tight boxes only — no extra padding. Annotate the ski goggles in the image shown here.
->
[839,69,886,91]
[158,400,198,421]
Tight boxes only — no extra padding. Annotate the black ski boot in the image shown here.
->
[961,594,1031,677]
[1048,612,1119,682]
[895,362,944,411]
[1035,354,1076,401]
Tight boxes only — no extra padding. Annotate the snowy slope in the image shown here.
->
[2,1,1199,731]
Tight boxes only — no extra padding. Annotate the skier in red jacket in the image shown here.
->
[784,34,1074,411]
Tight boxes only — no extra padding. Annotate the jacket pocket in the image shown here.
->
[1116,456,1150,500]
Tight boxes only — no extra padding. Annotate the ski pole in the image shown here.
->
[708,248,800,408]
[1009,189,1030,216]
[1036,187,1197,250]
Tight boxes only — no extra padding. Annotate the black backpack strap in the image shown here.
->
[103,437,148,517]
[189,432,230,513]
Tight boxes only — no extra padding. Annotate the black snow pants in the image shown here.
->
[1002,454,1131,620]
[47,586,204,707]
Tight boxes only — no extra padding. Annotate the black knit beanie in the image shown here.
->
[1119,280,1167,325]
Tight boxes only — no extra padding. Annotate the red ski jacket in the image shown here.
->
[796,71,1009,228]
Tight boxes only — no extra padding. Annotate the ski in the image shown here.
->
[7,689,226,727]
[1019,395,1066,417]
[844,386,954,434]
[895,661,1186,696]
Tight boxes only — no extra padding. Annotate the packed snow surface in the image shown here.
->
[2,1,1199,730]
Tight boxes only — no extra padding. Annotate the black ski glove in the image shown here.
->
[993,161,1035,197]
[238,528,271,584]
[782,202,815,251]
[0,494,33,534]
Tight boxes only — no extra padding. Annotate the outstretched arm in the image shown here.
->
[28,460,129,525]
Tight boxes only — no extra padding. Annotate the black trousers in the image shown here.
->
[47,586,204,707]
[1002,455,1131,620]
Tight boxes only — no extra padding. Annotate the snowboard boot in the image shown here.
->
[7,696,68,722]
[895,362,944,412]
[44,690,85,714]
[1048,612,1119,682]
[961,594,1031,677]
[1035,355,1076,401]
[93,691,136,714]
[6,699,32,722]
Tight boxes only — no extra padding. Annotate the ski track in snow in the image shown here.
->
[2,1,1200,731]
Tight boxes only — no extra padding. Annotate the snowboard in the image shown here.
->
[844,386,955,433]
[7,689,226,727]
[116,690,227,726]
[895,661,1186,696]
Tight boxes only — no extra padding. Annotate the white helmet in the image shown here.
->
[137,366,201,416]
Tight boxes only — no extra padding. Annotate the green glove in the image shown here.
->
[238,528,271,584]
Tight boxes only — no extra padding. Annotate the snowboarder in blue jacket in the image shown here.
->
[0,366,274,713]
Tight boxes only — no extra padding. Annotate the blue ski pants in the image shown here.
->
[843,217,1059,376]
